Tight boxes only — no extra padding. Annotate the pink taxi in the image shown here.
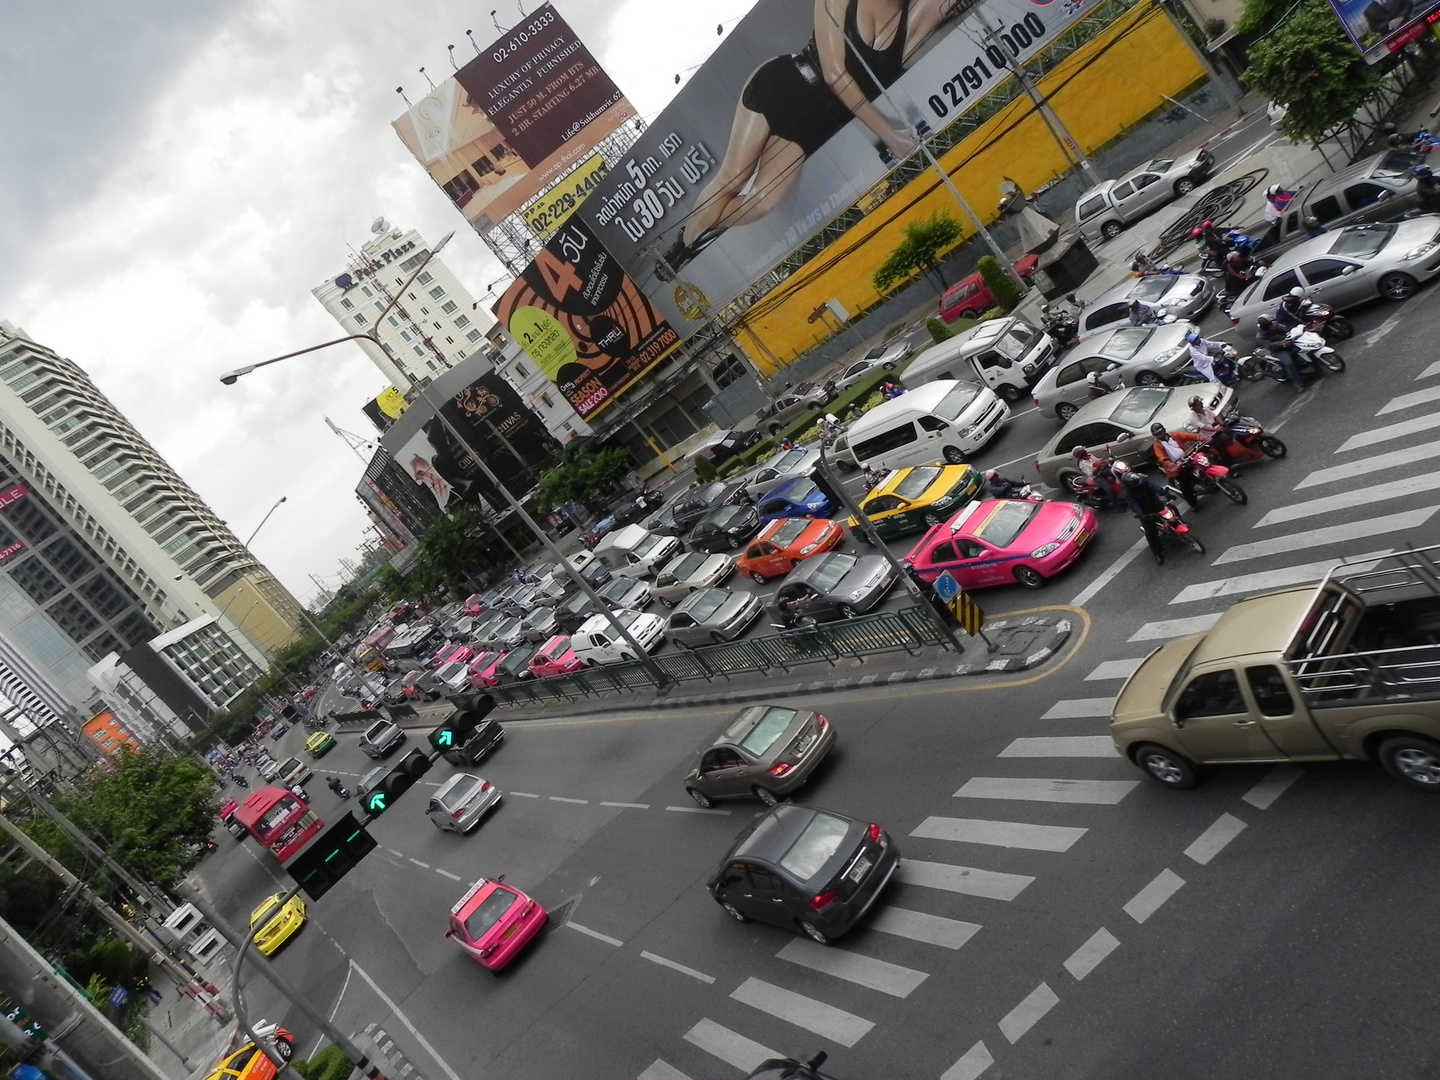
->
[905,498,1097,591]
[528,635,584,679]
[445,875,548,972]
[466,650,506,689]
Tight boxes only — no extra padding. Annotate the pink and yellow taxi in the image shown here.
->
[466,650,507,689]
[445,875,548,972]
[529,635,584,679]
[905,498,1096,591]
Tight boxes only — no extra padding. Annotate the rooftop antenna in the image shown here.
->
[396,86,411,106]
[447,44,458,70]
[491,9,505,32]
[466,29,480,55]
[419,66,434,88]
[516,1,528,16]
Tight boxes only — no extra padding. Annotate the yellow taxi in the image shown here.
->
[248,893,307,957]
[847,464,983,542]
[304,731,336,758]
[203,1027,294,1080]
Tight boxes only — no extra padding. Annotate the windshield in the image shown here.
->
[810,554,857,593]
[864,346,886,361]
[444,775,482,806]
[1129,277,1172,302]
[437,662,467,681]
[769,449,806,473]
[685,589,730,622]
[971,501,1039,547]
[779,812,851,880]
[1104,327,1154,360]
[737,706,798,756]
[934,382,984,421]
[1329,224,1396,258]
[634,534,667,559]
[1109,387,1171,429]
[770,519,810,546]
[616,610,642,629]
[669,552,708,579]
[894,466,942,500]
[599,579,632,601]
[708,504,747,529]
[463,888,517,941]
[786,480,818,503]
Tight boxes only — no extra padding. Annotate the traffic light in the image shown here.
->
[427,693,496,754]
[285,812,377,901]
[360,748,432,817]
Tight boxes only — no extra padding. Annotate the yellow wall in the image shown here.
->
[740,3,1206,366]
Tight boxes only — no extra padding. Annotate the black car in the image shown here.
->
[689,501,762,553]
[441,716,504,766]
[709,803,899,944]
[555,590,603,634]
[661,480,754,538]
[494,641,539,681]
[767,553,898,624]
[608,489,666,529]
[699,428,764,466]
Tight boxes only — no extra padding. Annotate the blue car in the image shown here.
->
[752,477,836,524]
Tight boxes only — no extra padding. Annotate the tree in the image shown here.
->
[873,213,962,293]
[409,503,508,599]
[535,446,634,514]
[976,256,1022,313]
[1243,0,1379,142]
[925,316,955,343]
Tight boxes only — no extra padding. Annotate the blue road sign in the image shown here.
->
[108,985,129,1007]
[933,571,960,602]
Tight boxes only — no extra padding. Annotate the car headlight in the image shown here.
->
[1403,242,1437,261]
[1031,542,1061,558]
[799,542,819,554]
[931,494,954,508]
[849,588,868,600]
[960,424,979,439]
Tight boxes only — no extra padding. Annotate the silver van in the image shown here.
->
[844,381,1008,471]
[904,317,1056,401]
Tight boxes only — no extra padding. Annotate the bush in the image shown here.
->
[977,305,1008,323]
[976,256,1023,313]
[925,317,954,343]
[693,454,717,483]
[294,1044,354,1080]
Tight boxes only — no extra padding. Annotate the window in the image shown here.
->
[539,393,553,408]
[93,460,122,481]
[1246,666,1295,717]
[454,314,469,328]
[853,423,918,461]
[163,533,191,555]
[46,594,100,640]
[441,300,457,314]
[429,286,446,301]
[354,313,367,325]
[7,499,56,543]
[1344,182,1389,211]
[388,315,399,327]
[1309,194,1344,223]
[9,373,40,392]
[413,345,425,357]
[43,537,93,581]
[341,298,354,310]
[514,363,529,377]
[361,286,373,298]
[466,329,483,343]
[1174,671,1246,721]
[80,575,129,619]
[1261,269,1302,301]
[400,330,412,342]
[712,354,746,388]
[399,253,425,272]
[417,271,434,286]
[1300,259,1354,285]
[10,558,62,603]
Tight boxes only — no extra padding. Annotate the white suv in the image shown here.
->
[570,610,666,666]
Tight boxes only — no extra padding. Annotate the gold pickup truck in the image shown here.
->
[1112,547,1440,792]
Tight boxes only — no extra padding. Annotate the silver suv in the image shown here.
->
[359,719,406,759]
[1074,149,1214,240]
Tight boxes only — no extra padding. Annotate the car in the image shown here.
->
[690,501,763,553]
[426,772,502,834]
[299,685,318,701]
[1032,322,1198,421]
[755,382,833,436]
[684,704,836,808]
[432,660,473,695]
[358,719,406,759]
[578,559,613,589]
[462,592,487,616]
[653,549,735,606]
[268,722,288,741]
[498,584,542,615]
[485,616,529,650]
[378,677,409,706]
[653,480,754,538]
[848,463,983,542]
[1227,218,1440,338]
[666,587,764,648]
[554,590,604,634]
[493,641,540,681]
[446,876,549,972]
[1073,148,1215,240]
[441,712,505,765]
[742,447,822,490]
[1074,275,1213,339]
[202,1026,295,1080]
[905,498,1098,590]
[1034,383,1236,489]
[529,634,584,678]
[833,343,912,393]
[696,428,764,465]
[844,379,1009,470]
[257,757,280,781]
[303,731,335,758]
[465,650,506,689]
[520,605,561,643]
[707,803,899,944]
[465,612,508,648]
[276,757,310,788]
[753,476,837,524]
[357,764,388,799]
[401,668,444,702]
[938,270,999,324]
[735,517,844,583]
[612,531,683,580]
[767,552,898,623]
[596,575,652,610]
[248,892,306,956]
[571,609,666,665]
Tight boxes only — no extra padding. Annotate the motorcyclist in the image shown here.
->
[1222,250,1254,296]
[1184,330,1226,383]
[1302,215,1327,239]
[1192,220,1230,258]
[1255,314,1306,392]
[1263,184,1296,223]
[326,776,347,797]
[1184,394,1238,461]
[1127,299,1160,326]
[881,380,906,400]
[1072,446,1122,504]
[1086,371,1114,399]
[1273,286,1310,333]
[1415,166,1440,215]
[1120,469,1175,562]
[984,470,1031,499]
[1150,422,1203,509]
[777,437,796,452]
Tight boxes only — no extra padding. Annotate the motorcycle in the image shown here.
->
[327,780,351,799]
[1223,229,1263,256]
[1189,417,1287,468]
[988,477,1045,501]
[1287,325,1346,373]
[1170,448,1247,505]
[1299,302,1354,342]
[1146,504,1205,564]
[1131,250,1182,277]
[1040,306,1081,349]
[1065,460,1128,511]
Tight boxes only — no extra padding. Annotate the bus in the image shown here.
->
[232,786,323,865]
[381,623,441,672]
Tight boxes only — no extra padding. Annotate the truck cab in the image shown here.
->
[903,316,1056,402]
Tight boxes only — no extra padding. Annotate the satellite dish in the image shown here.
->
[370,217,389,235]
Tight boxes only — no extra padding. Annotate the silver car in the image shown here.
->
[357,765,388,798]
[743,447,821,490]
[521,606,560,643]
[1073,148,1215,240]
[359,719,406,759]
[1227,218,1440,339]
[426,772,502,834]
[1253,150,1425,260]
[666,588,763,649]
[1032,323,1198,420]
[1076,276,1213,338]
[596,575,652,610]
[834,342,912,392]
[652,550,733,608]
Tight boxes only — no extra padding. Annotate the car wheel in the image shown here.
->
[753,786,780,807]
[998,383,1023,403]
[750,570,767,583]
[1174,177,1196,196]
[1378,271,1419,301]
[1135,371,1163,387]
[658,595,675,608]
[1101,220,1124,240]
[769,423,783,436]
[1259,435,1287,458]
[721,900,750,923]
[798,919,833,945]
[942,446,967,464]
[924,513,940,527]
[1055,401,1079,421]
[710,631,728,644]
[1376,735,1440,790]
[882,360,896,370]
[837,604,859,619]
[1132,744,1199,789]
[274,1039,295,1062]
[1013,565,1045,589]
[688,787,715,809]
[619,653,634,662]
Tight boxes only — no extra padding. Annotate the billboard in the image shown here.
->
[494,218,680,420]
[1324,0,1440,61]
[392,3,638,233]
[573,0,1100,337]
[521,154,609,239]
[360,385,410,433]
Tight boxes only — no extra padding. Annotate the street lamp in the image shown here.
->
[244,495,288,547]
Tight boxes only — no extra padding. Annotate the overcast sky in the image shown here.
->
[0,0,757,606]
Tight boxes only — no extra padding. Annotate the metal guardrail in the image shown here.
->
[484,605,949,708]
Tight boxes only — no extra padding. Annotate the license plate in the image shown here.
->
[1074,530,1091,548]
[847,857,871,884]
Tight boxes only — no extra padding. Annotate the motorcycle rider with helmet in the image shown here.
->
[1086,371,1114,399]
[1273,286,1310,333]
[1415,166,1440,214]
[1150,422,1203,509]
[1071,446,1123,505]
[1128,299,1161,326]
[1255,314,1307,392]
[1302,215,1327,239]
[1191,221,1230,258]
[985,470,1032,499]
[1184,330,1226,383]
[1184,394,1239,462]
[1120,468,1176,563]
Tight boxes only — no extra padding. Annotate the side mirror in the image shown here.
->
[1341,264,1356,274]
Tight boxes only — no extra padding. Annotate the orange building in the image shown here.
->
[81,710,140,757]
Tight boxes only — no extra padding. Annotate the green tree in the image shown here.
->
[535,446,633,514]
[409,503,507,600]
[873,213,962,293]
[1243,0,1379,142]
[925,316,955,343]
[976,256,1022,313]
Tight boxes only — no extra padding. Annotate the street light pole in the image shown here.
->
[244,495,289,547]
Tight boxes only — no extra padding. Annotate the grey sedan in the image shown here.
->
[1076,275,1213,338]
[1227,218,1440,339]
[357,765,387,799]
[834,342,912,392]
[596,575,652,611]
[665,587,763,649]
[684,705,837,809]
[743,447,821,490]
[426,773,501,834]
[1032,323,1197,420]
[652,550,733,608]
[768,552,897,623]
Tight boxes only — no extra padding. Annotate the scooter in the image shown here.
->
[988,477,1045,501]
[1299,302,1354,341]
[1193,418,1286,468]
[1146,504,1205,564]
[1040,306,1081,349]
[1287,325,1346,372]
[1066,461,1128,511]
[327,780,351,799]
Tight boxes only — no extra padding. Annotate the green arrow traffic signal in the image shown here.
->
[428,695,495,754]
[435,729,454,748]
[363,791,389,814]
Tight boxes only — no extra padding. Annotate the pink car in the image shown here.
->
[906,499,1097,591]
[466,650,506,689]
[529,635,584,679]
[462,593,486,617]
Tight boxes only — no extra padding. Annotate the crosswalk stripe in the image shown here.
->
[1064,927,1121,981]
[956,777,1138,804]
[1169,550,1392,604]
[868,905,981,949]
[1242,764,1304,809]
[1085,658,1144,681]
[1295,439,1440,488]
[1124,868,1185,923]
[682,1019,776,1073]
[1377,384,1440,415]
[998,982,1059,1044]
[898,859,1034,900]
[1260,473,1440,526]
[730,977,874,1047]
[1040,697,1114,718]
[1336,411,1440,452]
[1128,613,1222,640]
[638,1061,692,1080]
[776,939,928,998]
[1418,360,1440,380]
[912,815,1087,851]
[999,736,1117,758]
[1184,813,1248,865]
[940,1042,996,1080]
[1213,506,1440,564]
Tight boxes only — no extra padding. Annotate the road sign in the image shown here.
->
[108,985,129,1007]
[949,592,986,637]
[933,571,960,603]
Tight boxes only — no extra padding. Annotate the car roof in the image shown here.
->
[1055,384,1174,435]
[729,802,819,862]
[848,380,981,436]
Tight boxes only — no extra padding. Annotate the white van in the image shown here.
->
[845,381,1008,471]
[591,525,681,580]
[904,317,1056,402]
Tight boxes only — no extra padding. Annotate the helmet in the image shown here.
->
[1289,286,1307,299]
[1071,446,1090,460]
[1226,251,1242,264]
[984,469,998,481]
[1415,166,1433,179]
[1151,422,1168,438]
[1382,122,1398,135]
[1257,314,1274,328]
[1388,133,1404,147]
[1266,184,1281,197]
[1201,220,1214,230]
[1186,330,1201,343]
[1191,227,1204,239]
[1040,303,1051,314]
[1087,371,1102,383]
[1187,395,1204,409]
[1303,215,1320,228]
[1121,469,1144,487]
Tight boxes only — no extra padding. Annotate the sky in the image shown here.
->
[0,0,758,606]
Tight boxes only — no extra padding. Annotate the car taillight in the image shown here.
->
[767,762,794,776]
[479,943,498,958]
[481,782,492,791]
[816,714,828,731]
[868,823,883,843]
[452,809,466,819]
[810,890,838,911]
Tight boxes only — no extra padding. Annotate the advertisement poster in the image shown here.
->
[521,154,609,239]
[1323,0,1440,61]
[494,218,679,420]
[392,2,638,233]
[573,0,1098,336]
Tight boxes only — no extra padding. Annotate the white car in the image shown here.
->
[433,660,473,695]
[570,610,666,666]
[652,551,733,608]
[834,341,913,391]
[611,532,682,581]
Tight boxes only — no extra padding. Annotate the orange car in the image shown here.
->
[734,517,844,583]
[204,1027,294,1080]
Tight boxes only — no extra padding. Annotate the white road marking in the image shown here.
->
[998,982,1059,1044]
[898,859,1034,900]
[1085,657,1144,681]
[730,977,874,1047]
[1123,868,1185,923]
[1214,507,1440,564]
[665,805,731,815]
[1242,764,1304,809]
[777,939,928,998]
[1128,612,1223,639]
[435,868,461,881]
[868,905,981,949]
[388,848,404,857]
[347,961,464,1080]
[1336,411,1440,451]
[1169,551,1391,604]
[549,796,589,804]
[1377,384,1440,415]
[1260,473,1440,527]
[566,922,623,947]
[1185,813,1248,865]
[682,1019,777,1074]
[511,791,540,798]
[600,801,650,809]
[1295,440,1440,488]
[638,1060,692,1080]
[999,736,1117,758]
[640,950,715,984]
[1418,360,1440,380]
[1064,927,1120,981]
[1361,311,1405,348]
[912,815,1087,851]
[940,1041,995,1080]
[408,858,431,869]
[1070,538,1148,607]
[956,777,1138,804]
[1040,697,1115,718]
